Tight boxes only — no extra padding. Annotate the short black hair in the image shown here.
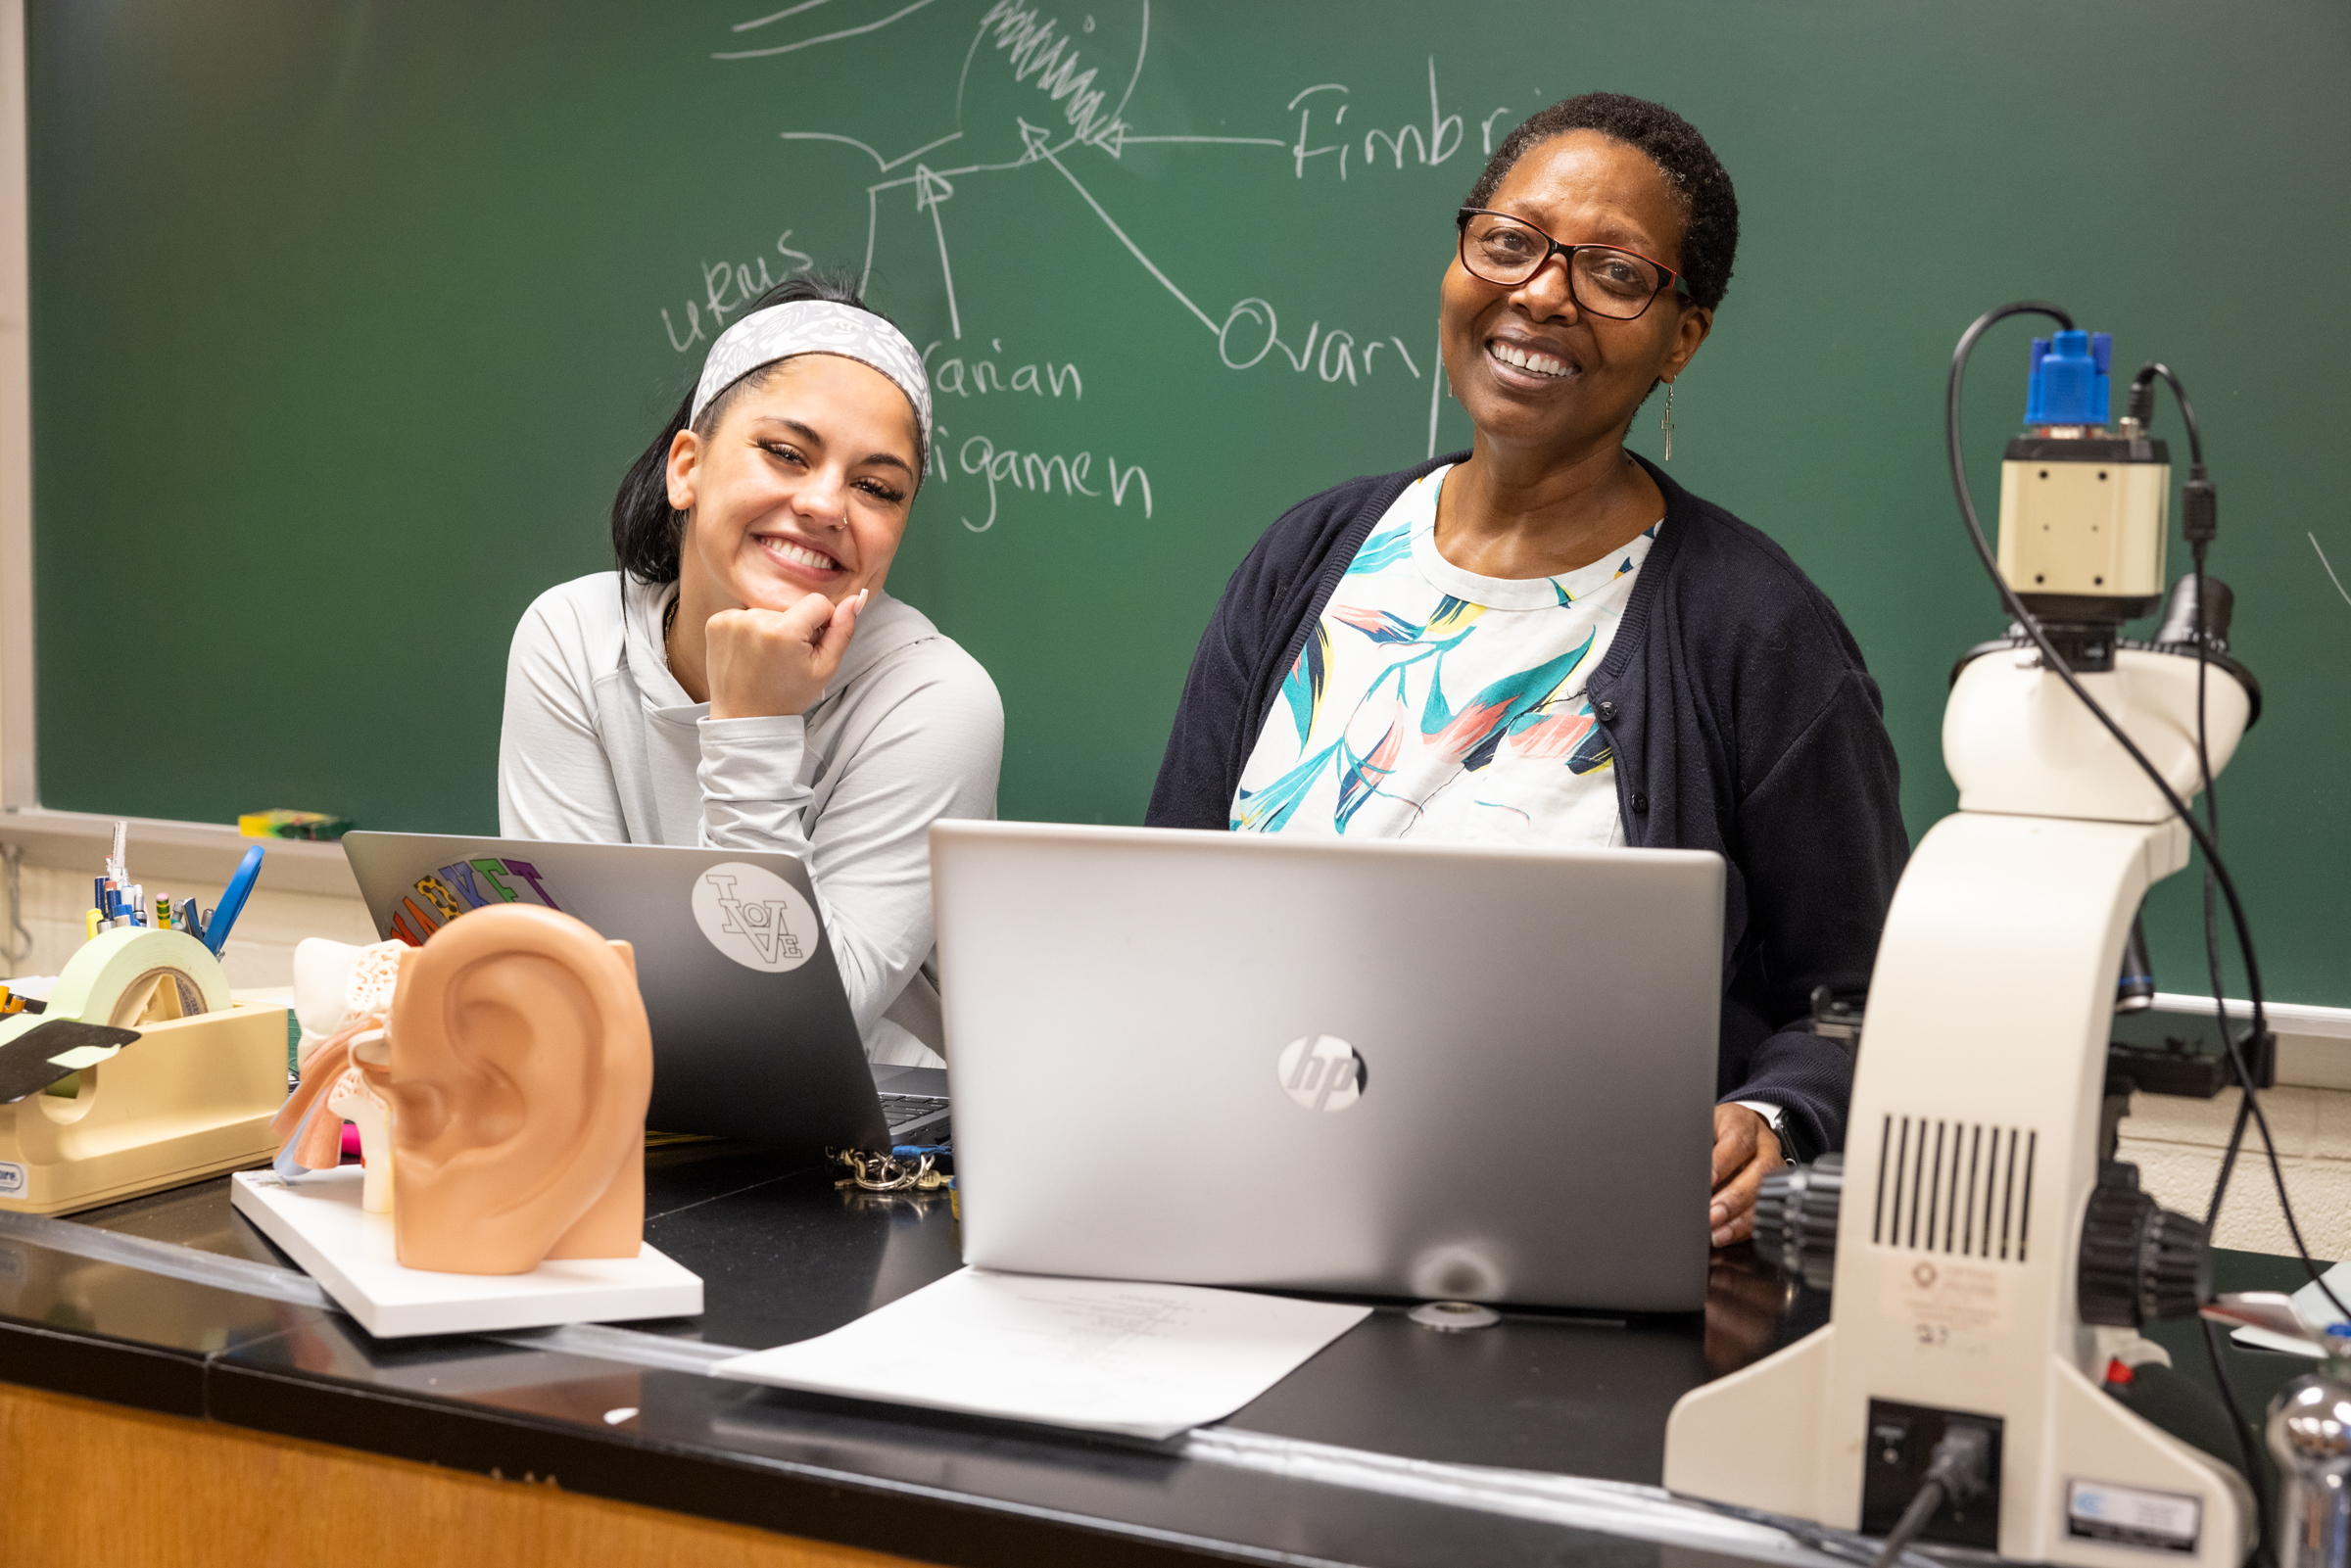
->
[610,268,910,586]
[1462,93,1738,313]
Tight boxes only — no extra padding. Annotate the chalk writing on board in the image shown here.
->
[1286,62,1465,181]
[690,0,1458,407]
[925,339,1082,403]
[964,0,1145,153]
[662,231,818,352]
[2311,533,2351,609]
[713,0,954,63]
[943,430,1153,534]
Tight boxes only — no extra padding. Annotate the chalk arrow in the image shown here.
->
[1098,121,1128,159]
[1016,118,1053,164]
[914,164,963,341]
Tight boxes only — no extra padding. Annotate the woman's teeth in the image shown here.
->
[764,539,840,571]
[1489,342,1572,378]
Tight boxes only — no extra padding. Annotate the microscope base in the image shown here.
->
[1665,805,2253,1566]
[1666,1323,2249,1565]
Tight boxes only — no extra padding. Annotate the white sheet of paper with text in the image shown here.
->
[709,1267,1371,1439]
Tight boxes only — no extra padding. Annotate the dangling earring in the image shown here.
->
[1660,382,1676,462]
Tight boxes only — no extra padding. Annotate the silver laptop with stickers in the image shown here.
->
[341,832,945,1148]
[932,821,1725,1312]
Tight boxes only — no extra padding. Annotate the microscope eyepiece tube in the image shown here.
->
[2155,572,2235,650]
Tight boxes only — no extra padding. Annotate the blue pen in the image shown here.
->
[202,845,265,957]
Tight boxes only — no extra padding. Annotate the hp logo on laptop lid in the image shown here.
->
[692,862,820,973]
[1277,1034,1367,1112]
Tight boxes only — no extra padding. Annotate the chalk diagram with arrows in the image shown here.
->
[667,0,1496,471]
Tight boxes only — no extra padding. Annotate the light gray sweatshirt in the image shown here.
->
[497,572,1003,1067]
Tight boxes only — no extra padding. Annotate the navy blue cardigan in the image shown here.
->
[1145,452,1908,1160]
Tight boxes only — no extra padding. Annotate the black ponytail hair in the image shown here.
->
[610,268,905,586]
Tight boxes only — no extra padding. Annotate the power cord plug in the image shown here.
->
[1870,1423,1994,1568]
[2183,475,2218,547]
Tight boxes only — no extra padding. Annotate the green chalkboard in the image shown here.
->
[27,1,2351,1004]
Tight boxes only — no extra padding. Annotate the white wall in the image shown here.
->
[2123,1087,2351,1259]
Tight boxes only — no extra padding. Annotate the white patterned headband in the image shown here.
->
[689,301,933,467]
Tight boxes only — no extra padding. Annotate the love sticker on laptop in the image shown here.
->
[691,863,821,973]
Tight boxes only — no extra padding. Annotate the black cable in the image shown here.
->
[2195,1003,2348,1318]
[1871,1482,1947,1568]
[2204,863,2256,1245]
[1945,308,2267,1045]
[1949,309,2348,1319]
[2202,1315,2275,1567]
[2143,359,2210,465]
[2126,362,2351,1323]
[2206,1096,2252,1233]
[2190,553,2260,1306]
[2133,361,2205,468]
[1869,1425,1992,1568]
[2132,365,2223,1072]
[1950,314,2334,1547]
[2167,378,2250,1240]
[1682,1496,1945,1568]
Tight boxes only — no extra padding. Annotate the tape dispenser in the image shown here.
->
[0,927,289,1213]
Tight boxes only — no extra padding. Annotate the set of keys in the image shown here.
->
[831,1146,953,1194]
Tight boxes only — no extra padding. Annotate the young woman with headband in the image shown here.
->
[499,273,1002,1068]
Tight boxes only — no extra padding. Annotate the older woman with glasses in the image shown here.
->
[1147,93,1907,1249]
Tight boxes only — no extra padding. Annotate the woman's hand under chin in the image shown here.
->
[703,589,865,720]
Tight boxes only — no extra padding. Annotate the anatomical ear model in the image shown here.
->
[270,941,409,1212]
[373,903,650,1275]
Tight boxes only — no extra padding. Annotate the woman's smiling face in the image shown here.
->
[1440,129,1711,460]
[666,353,921,613]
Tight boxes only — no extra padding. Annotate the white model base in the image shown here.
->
[231,1168,702,1338]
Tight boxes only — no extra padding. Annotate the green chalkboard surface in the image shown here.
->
[26,2,2351,1003]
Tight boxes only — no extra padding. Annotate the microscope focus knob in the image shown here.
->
[1753,1153,1842,1293]
[2078,1178,2212,1327]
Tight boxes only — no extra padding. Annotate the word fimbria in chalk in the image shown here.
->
[388,859,561,947]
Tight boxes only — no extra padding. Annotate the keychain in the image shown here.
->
[831,1146,952,1193]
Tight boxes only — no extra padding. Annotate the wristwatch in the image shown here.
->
[1734,1099,1799,1166]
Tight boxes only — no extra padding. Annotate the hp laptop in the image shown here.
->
[343,832,947,1148]
[931,822,1725,1312]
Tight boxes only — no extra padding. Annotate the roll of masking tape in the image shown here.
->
[38,927,231,1030]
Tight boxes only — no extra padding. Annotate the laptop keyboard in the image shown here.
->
[880,1093,948,1130]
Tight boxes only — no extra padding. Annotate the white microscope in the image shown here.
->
[1663,309,2264,1567]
